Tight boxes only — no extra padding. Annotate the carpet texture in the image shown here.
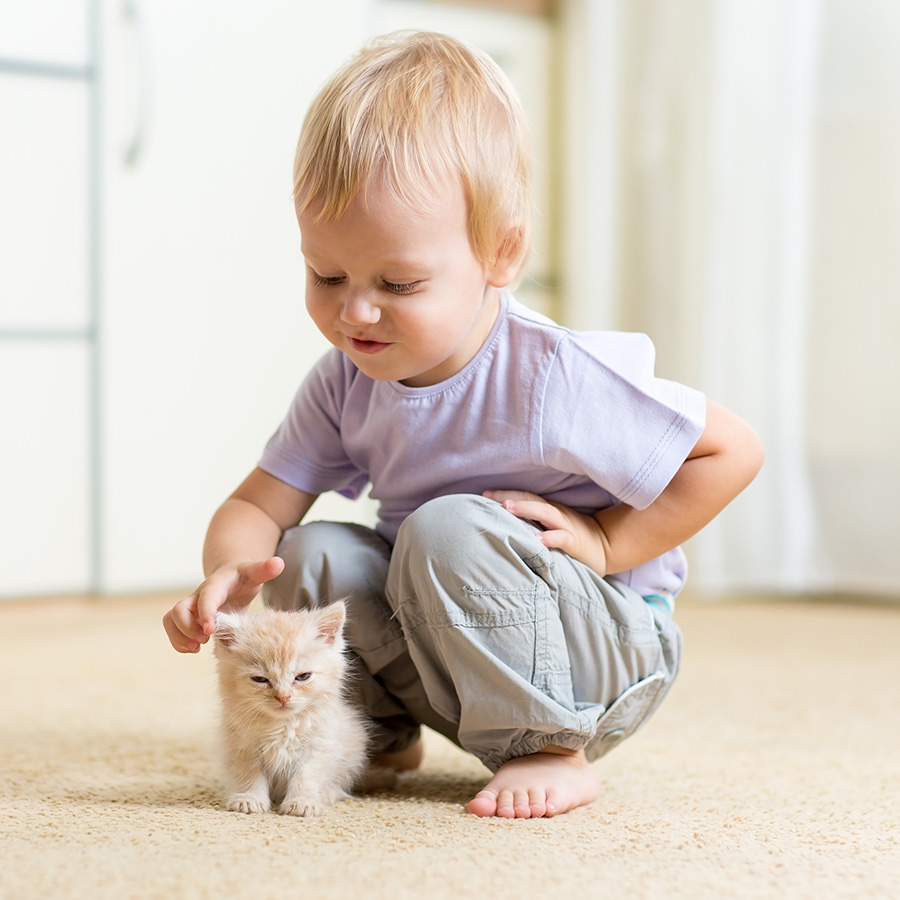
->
[1,594,898,899]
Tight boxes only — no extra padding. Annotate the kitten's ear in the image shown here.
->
[214,612,241,648]
[314,601,346,646]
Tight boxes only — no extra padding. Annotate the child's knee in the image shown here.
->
[265,521,391,612]
[395,493,543,583]
[275,521,330,569]
[264,522,335,610]
[390,494,549,636]
[395,493,497,556]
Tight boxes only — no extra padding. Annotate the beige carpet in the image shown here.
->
[1,593,898,899]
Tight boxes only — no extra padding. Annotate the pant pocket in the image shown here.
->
[584,671,669,761]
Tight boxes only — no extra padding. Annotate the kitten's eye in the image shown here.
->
[294,672,312,683]
[250,676,270,685]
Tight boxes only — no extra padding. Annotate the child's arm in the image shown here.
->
[485,399,764,578]
[162,467,317,653]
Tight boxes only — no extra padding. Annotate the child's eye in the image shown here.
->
[250,675,270,685]
[312,273,344,287]
[383,280,419,295]
[294,672,312,683]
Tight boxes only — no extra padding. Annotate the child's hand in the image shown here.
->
[161,557,286,653]
[483,491,609,576]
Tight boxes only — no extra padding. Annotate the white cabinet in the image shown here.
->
[0,1,94,595]
[0,75,91,331]
[1,1,370,597]
[97,1,370,592]
[0,343,94,595]
[0,1,90,67]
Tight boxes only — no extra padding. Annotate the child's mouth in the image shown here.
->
[349,337,390,354]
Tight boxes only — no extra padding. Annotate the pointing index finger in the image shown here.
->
[194,588,221,640]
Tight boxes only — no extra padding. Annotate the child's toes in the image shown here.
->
[466,789,499,817]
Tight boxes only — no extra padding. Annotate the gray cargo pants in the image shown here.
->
[263,493,682,773]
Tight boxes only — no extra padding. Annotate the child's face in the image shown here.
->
[298,176,505,387]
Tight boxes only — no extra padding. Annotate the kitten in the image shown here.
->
[213,602,369,816]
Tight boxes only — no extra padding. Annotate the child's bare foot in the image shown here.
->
[371,737,424,771]
[466,746,599,818]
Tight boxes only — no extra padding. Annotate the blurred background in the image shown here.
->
[1,0,897,603]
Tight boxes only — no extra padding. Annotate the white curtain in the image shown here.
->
[560,0,900,598]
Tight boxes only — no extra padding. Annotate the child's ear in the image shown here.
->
[486,227,524,288]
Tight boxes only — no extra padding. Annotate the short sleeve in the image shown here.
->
[539,331,706,510]
[258,350,370,499]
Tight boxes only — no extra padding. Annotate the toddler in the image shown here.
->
[163,31,764,818]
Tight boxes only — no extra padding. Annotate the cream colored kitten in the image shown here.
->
[213,602,369,816]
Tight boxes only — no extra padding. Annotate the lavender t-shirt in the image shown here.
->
[260,293,706,600]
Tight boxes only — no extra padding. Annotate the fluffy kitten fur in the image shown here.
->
[213,602,369,816]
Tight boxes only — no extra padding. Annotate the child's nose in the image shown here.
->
[340,291,381,326]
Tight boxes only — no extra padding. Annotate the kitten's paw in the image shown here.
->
[225,793,270,815]
[279,796,328,817]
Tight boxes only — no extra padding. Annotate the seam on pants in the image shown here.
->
[401,586,540,630]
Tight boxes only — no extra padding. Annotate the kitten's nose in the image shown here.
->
[276,694,290,707]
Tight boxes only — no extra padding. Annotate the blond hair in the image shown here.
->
[293,31,532,280]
